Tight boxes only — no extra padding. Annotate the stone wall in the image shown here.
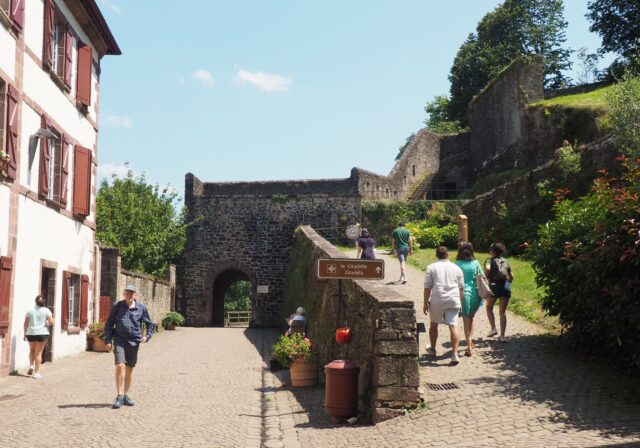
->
[181,174,361,327]
[99,247,175,326]
[282,225,420,423]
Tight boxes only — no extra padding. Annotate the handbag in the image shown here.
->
[476,273,493,299]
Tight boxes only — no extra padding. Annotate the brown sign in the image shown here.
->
[317,258,385,280]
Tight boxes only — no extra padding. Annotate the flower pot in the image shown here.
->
[289,359,318,387]
[165,324,176,330]
[91,337,110,352]
[0,159,8,175]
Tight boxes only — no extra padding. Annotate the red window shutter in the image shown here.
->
[9,0,24,32]
[0,257,13,335]
[80,274,89,328]
[76,44,92,107]
[73,145,91,216]
[99,296,111,323]
[62,271,70,328]
[38,115,51,197]
[5,85,19,180]
[42,0,54,69]
[59,134,69,207]
[63,28,73,87]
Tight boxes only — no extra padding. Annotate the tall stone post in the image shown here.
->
[458,214,468,243]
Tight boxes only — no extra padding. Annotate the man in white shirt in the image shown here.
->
[423,246,464,365]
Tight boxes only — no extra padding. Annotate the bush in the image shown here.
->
[605,74,640,159]
[272,333,313,368]
[406,222,458,248]
[162,311,185,328]
[529,159,640,370]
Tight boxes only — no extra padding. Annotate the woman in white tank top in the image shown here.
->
[23,295,54,379]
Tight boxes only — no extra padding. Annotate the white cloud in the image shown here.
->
[235,68,292,92]
[100,0,122,14]
[192,69,214,88]
[103,114,133,128]
[97,163,129,182]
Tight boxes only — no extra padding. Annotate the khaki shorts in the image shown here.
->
[429,302,460,326]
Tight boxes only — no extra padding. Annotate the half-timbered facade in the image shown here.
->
[0,0,119,376]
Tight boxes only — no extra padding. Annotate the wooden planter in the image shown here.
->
[289,359,318,387]
[91,337,110,352]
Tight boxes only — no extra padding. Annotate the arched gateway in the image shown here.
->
[179,173,362,327]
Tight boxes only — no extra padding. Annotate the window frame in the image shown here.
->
[45,128,62,203]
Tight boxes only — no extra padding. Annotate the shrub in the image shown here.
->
[406,222,458,248]
[162,311,185,328]
[605,74,640,159]
[272,333,313,368]
[529,158,640,370]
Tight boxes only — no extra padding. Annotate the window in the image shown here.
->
[72,145,91,215]
[0,79,5,155]
[0,0,23,32]
[2,82,18,180]
[62,271,88,330]
[46,130,61,202]
[0,0,9,18]
[38,117,69,206]
[43,1,74,89]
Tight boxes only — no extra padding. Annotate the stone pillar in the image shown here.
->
[458,214,468,243]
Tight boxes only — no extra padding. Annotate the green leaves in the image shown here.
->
[96,167,188,276]
[605,74,640,159]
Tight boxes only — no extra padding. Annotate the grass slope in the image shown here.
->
[533,85,613,110]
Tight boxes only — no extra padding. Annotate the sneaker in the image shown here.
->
[487,329,498,338]
[122,395,135,406]
[425,346,437,356]
[112,395,124,409]
[401,278,408,284]
[32,372,42,379]
[450,355,460,366]
[27,367,34,376]
[498,336,508,343]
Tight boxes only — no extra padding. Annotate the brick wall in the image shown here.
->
[282,225,420,423]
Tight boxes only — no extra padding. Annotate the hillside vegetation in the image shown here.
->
[533,85,613,110]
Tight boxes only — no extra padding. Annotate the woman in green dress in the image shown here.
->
[455,242,484,356]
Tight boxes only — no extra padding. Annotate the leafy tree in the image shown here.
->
[575,47,601,85]
[224,281,252,311]
[448,0,572,123]
[605,73,640,159]
[587,0,640,60]
[423,95,468,134]
[96,167,188,276]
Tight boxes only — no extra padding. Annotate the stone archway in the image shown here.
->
[200,261,258,327]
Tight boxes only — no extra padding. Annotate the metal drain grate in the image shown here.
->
[0,394,24,402]
[426,382,459,391]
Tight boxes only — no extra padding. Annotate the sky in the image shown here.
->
[95,0,615,196]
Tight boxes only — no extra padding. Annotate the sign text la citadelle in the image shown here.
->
[316,258,385,280]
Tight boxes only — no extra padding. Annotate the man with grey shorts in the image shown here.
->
[423,246,464,365]
[103,285,154,409]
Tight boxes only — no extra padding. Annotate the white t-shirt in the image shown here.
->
[25,306,52,336]
[424,259,464,308]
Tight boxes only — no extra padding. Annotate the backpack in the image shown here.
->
[489,257,510,282]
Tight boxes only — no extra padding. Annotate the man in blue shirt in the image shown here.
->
[103,284,154,409]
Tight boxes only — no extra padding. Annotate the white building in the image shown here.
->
[0,0,119,376]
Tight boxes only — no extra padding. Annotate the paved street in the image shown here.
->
[1,251,640,447]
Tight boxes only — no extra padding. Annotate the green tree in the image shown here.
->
[605,73,640,159]
[575,47,601,85]
[448,0,572,123]
[587,0,640,60]
[423,95,467,134]
[395,133,416,160]
[96,167,188,276]
[224,280,252,311]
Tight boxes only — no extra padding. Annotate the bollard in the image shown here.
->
[324,359,359,423]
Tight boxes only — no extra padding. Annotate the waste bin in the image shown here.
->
[324,359,359,423]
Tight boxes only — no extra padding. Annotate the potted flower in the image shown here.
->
[162,311,185,330]
[0,150,9,173]
[87,322,110,352]
[272,332,318,386]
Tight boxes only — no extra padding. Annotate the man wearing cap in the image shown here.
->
[103,284,154,409]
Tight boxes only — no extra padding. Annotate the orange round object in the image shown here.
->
[335,327,352,344]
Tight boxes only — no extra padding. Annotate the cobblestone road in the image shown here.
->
[1,251,639,448]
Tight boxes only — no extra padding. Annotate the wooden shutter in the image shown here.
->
[0,257,13,335]
[9,0,24,32]
[42,0,54,70]
[72,145,91,215]
[5,85,19,180]
[61,271,70,328]
[80,274,89,328]
[63,28,73,87]
[99,296,111,323]
[76,44,92,107]
[59,134,69,207]
[38,115,50,197]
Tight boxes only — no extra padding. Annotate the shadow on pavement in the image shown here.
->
[468,333,640,439]
[57,403,112,409]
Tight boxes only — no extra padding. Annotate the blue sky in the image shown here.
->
[96,0,614,195]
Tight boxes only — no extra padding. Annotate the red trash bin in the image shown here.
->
[324,359,359,423]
